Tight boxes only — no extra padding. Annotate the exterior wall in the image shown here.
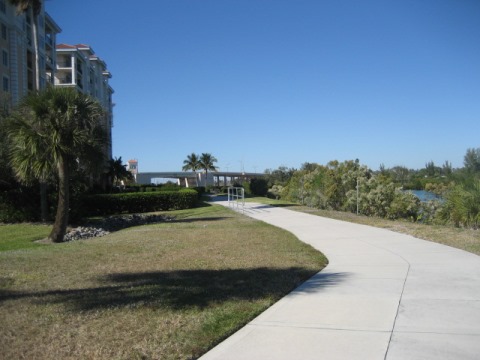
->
[0,0,61,107]
[54,43,114,161]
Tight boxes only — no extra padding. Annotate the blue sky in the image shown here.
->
[46,0,480,173]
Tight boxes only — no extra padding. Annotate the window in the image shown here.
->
[2,49,7,67]
[2,76,9,92]
[1,24,6,41]
[0,1,6,14]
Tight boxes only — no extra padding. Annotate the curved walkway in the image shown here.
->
[200,202,480,360]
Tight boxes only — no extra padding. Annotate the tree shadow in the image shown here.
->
[0,269,348,312]
[167,216,232,223]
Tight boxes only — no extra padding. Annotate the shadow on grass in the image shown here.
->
[168,216,232,223]
[266,203,298,208]
[0,269,347,312]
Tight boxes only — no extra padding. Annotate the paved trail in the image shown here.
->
[200,202,480,360]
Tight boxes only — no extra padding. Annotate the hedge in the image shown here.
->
[0,187,40,223]
[82,189,199,216]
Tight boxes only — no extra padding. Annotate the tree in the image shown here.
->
[6,87,106,242]
[442,161,453,176]
[250,178,268,196]
[108,156,133,187]
[199,153,218,187]
[182,153,200,187]
[464,148,480,174]
[264,166,296,187]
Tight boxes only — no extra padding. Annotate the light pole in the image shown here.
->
[356,177,359,215]
[356,160,361,216]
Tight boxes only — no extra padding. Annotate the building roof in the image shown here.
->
[56,44,95,54]
[45,12,62,33]
[56,43,77,49]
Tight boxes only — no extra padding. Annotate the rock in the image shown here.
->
[63,213,174,242]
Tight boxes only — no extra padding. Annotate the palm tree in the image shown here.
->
[199,153,218,187]
[182,153,201,186]
[7,87,105,242]
[108,156,133,187]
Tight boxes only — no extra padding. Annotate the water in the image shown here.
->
[408,190,442,202]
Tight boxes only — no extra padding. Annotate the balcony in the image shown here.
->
[45,35,53,47]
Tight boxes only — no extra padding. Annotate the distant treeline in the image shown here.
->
[259,148,480,229]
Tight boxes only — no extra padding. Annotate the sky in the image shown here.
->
[46,0,480,173]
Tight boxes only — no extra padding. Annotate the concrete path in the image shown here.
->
[200,202,480,360]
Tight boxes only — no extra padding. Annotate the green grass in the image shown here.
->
[246,196,480,256]
[0,203,326,360]
[0,224,51,251]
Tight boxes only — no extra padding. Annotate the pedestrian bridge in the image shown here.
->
[135,171,263,187]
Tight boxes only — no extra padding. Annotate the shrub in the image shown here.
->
[345,177,420,220]
[386,191,421,220]
[438,180,480,229]
[82,189,199,216]
[242,181,251,195]
[0,185,40,223]
[267,185,284,199]
[250,178,268,196]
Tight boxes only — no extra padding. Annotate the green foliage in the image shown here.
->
[0,184,40,222]
[439,180,480,229]
[344,176,421,220]
[267,185,284,199]
[6,87,106,242]
[264,166,296,187]
[282,160,370,211]
[417,200,443,225]
[108,156,134,186]
[281,160,421,221]
[387,191,421,220]
[249,178,268,196]
[464,148,480,173]
[424,182,453,196]
[83,189,199,216]
[182,153,200,187]
[241,181,251,195]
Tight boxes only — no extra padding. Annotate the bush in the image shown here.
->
[193,186,206,194]
[0,185,40,223]
[345,177,420,220]
[250,178,268,196]
[438,180,480,229]
[386,191,421,220]
[267,185,284,199]
[82,189,199,216]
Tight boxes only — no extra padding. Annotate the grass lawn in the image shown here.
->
[0,203,326,360]
[246,197,480,256]
[0,223,51,251]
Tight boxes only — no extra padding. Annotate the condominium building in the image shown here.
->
[0,2,114,165]
[55,43,114,160]
[0,0,61,105]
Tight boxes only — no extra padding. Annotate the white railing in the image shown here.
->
[227,187,245,212]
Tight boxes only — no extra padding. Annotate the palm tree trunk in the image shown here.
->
[48,158,70,243]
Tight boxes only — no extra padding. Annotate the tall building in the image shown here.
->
[54,43,114,160]
[0,0,61,105]
[0,2,114,171]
